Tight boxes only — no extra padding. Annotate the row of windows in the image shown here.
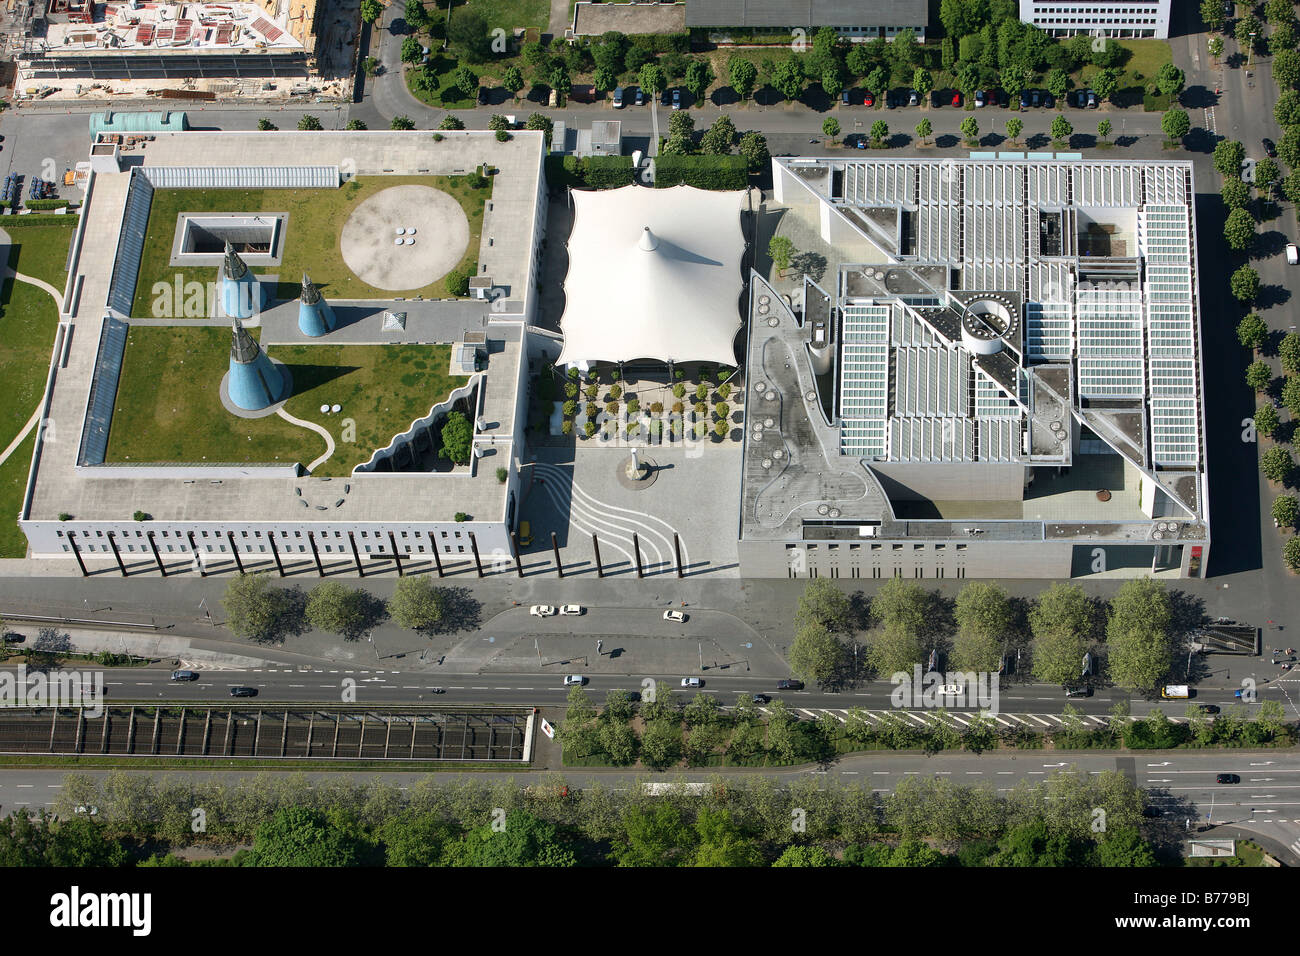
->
[64,542,474,556]
[792,566,968,579]
[58,528,475,541]
[787,542,969,551]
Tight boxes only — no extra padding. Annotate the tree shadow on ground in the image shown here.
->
[428,585,482,634]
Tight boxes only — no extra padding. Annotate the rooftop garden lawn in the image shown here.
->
[0,432,36,558]
[104,325,321,465]
[271,342,467,477]
[0,231,68,451]
[103,327,467,477]
[2,222,73,289]
[129,175,489,316]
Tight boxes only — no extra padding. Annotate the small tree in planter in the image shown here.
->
[585,403,598,420]
[714,419,729,437]
[133,511,151,522]
[609,384,623,401]
[715,401,731,421]
[673,383,686,399]
[694,402,708,418]
[626,398,640,415]
[717,383,731,400]
[496,467,508,483]
[562,399,577,418]
[626,422,640,438]
[674,369,685,381]
[585,383,599,401]
[561,419,574,435]
[584,421,597,438]
[650,401,664,415]
[672,401,684,414]
[567,366,580,381]
[605,401,620,416]
[565,382,578,398]
[58,512,72,522]
[454,512,469,522]
[695,383,709,401]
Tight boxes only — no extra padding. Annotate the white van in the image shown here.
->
[1287,243,1298,265]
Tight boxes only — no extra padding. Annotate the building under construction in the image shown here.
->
[17,0,351,81]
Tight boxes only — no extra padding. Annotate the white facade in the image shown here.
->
[1018,0,1170,38]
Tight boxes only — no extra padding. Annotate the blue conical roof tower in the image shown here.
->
[221,241,262,319]
[297,272,336,337]
[227,319,286,411]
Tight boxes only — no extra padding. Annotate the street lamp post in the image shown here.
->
[1249,32,1257,70]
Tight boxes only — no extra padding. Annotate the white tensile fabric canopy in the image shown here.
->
[556,184,747,368]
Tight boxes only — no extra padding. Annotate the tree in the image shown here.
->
[390,114,415,131]
[864,66,889,100]
[448,6,491,62]
[1106,579,1172,691]
[640,718,683,768]
[912,67,933,99]
[682,58,713,103]
[1000,66,1027,99]
[692,809,763,867]
[1201,0,1226,32]
[789,623,845,685]
[1155,62,1185,98]
[1282,332,1300,373]
[1209,35,1225,63]
[768,235,793,275]
[488,114,510,132]
[445,810,576,867]
[345,119,368,130]
[1030,582,1092,686]
[297,114,323,131]
[359,0,381,24]
[549,65,571,98]
[1230,264,1261,302]
[1262,446,1295,483]
[822,117,841,139]
[1274,49,1300,89]
[960,116,979,144]
[1045,67,1070,98]
[795,578,852,632]
[869,119,889,147]
[257,118,278,130]
[436,409,473,463]
[1214,139,1246,178]
[1224,207,1256,251]
[1161,108,1190,141]
[738,131,769,170]
[1005,117,1023,143]
[1237,313,1269,349]
[1257,157,1281,197]
[404,0,427,28]
[45,817,128,868]
[1221,176,1250,209]
[1236,13,1262,52]
[254,807,371,867]
[729,56,757,101]
[499,65,524,99]
[1091,68,1120,102]
[305,581,370,638]
[866,577,929,675]
[1285,536,1300,570]
[401,36,423,64]
[439,114,465,130]
[612,804,694,867]
[1050,114,1073,144]
[1283,375,1300,416]
[772,845,839,867]
[525,112,554,147]
[1246,360,1273,391]
[773,55,804,101]
[953,582,1013,673]
[1097,118,1112,141]
[222,573,295,642]
[638,62,666,95]
[1256,403,1280,438]
[915,117,932,144]
[1277,91,1300,128]
[1266,0,1293,23]
[700,114,737,155]
[386,576,446,631]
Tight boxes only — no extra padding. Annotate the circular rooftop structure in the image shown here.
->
[960,295,1018,356]
[340,185,467,291]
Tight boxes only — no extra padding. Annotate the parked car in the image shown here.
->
[844,133,868,149]
[841,88,850,106]
[1031,89,1042,108]
[752,694,771,704]
[229,686,257,697]
[681,677,703,688]
[1064,685,1092,698]
[662,88,672,106]
[776,679,804,690]
[974,89,986,107]
[171,670,199,681]
[1288,243,1298,265]
[1141,805,1163,818]
[633,87,644,106]
[1020,90,1032,109]
[558,604,584,616]
[907,89,919,106]
[995,88,1009,107]
[563,675,586,686]
[1215,773,1240,784]
[1198,704,1221,714]
[951,90,962,107]
[1042,91,1055,109]
[863,91,875,107]
[2,633,24,644]
[530,604,557,617]
[937,683,964,696]
[1263,137,1278,157]
[477,86,488,106]
[612,86,624,108]
[886,91,899,108]
[671,88,681,109]
[1086,89,1098,108]
[663,609,687,623]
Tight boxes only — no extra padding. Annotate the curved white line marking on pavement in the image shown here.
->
[532,481,635,566]
[276,407,334,473]
[533,468,667,567]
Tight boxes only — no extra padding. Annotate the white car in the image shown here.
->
[937,683,964,696]
[681,677,703,688]
[530,605,557,617]
[559,604,584,616]
[663,610,687,623]
[1288,243,1298,265]
[563,674,586,686]
[74,805,99,815]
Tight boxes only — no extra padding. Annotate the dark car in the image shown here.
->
[171,670,199,682]
[1019,90,1032,109]
[1198,704,1221,715]
[671,88,681,109]
[1064,685,1092,698]
[612,86,624,108]
[1215,773,1240,784]
[1263,137,1278,157]
[1141,805,1163,818]
[1086,89,1098,108]
[2,632,24,644]
[752,694,771,704]
[1031,89,1042,108]
[995,88,1009,107]
[1043,91,1055,109]
[634,87,644,106]
[662,88,672,106]
[841,88,850,106]
[777,679,804,690]
[229,686,258,698]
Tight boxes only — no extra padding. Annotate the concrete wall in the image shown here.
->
[871,461,1024,502]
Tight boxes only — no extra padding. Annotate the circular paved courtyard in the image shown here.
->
[339,185,468,291]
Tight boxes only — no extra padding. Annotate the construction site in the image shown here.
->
[3,0,362,103]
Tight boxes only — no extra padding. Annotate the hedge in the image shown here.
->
[544,154,635,190]
[652,155,749,190]
[24,199,72,210]
[2,213,78,227]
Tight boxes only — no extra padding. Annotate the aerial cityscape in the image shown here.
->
[0,0,1294,912]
